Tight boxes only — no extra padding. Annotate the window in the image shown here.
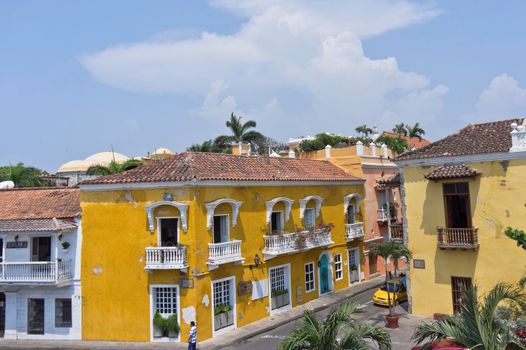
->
[334,254,343,280]
[159,218,178,246]
[31,237,51,262]
[443,182,471,228]
[346,204,356,224]
[27,299,45,335]
[55,299,72,328]
[270,266,289,310]
[213,279,234,331]
[303,208,315,228]
[451,277,472,314]
[270,211,284,233]
[154,287,178,316]
[213,215,229,243]
[270,267,286,293]
[304,263,315,292]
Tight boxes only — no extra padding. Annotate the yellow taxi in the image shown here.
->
[372,276,408,306]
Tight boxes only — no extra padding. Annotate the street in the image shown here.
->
[221,288,424,350]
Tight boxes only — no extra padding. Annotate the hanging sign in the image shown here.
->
[238,281,253,296]
[6,241,27,249]
[413,259,426,269]
[180,278,194,289]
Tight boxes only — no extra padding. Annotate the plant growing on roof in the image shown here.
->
[86,159,142,176]
[405,122,426,141]
[214,113,265,151]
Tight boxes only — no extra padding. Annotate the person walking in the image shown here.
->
[188,321,197,350]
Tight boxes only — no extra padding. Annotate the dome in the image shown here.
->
[57,160,90,173]
[154,147,173,155]
[84,152,129,165]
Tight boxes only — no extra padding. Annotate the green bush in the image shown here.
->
[375,135,408,155]
[166,314,180,335]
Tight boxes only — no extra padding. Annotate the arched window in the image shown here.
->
[205,198,243,229]
[299,195,324,220]
[144,201,189,232]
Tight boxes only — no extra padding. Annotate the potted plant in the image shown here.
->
[61,241,70,252]
[350,264,359,282]
[153,311,166,338]
[165,314,180,338]
[214,304,233,330]
[271,289,289,309]
[295,233,307,249]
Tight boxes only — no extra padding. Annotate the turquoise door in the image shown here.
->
[320,255,331,294]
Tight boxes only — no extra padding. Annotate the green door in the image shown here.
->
[320,255,331,294]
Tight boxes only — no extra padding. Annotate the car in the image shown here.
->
[372,276,408,306]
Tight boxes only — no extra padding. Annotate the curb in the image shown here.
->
[212,279,384,350]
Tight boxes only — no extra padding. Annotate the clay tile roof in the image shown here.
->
[376,173,400,188]
[82,152,363,185]
[0,188,80,221]
[0,219,77,232]
[424,164,480,180]
[395,118,523,161]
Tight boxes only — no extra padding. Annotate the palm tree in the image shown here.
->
[86,159,142,176]
[370,241,411,316]
[405,122,426,141]
[279,300,391,350]
[392,123,407,136]
[214,113,265,147]
[355,124,374,137]
[412,283,526,350]
[391,244,412,278]
[187,140,217,152]
[0,163,46,187]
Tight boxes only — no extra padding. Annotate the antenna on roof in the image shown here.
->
[111,144,115,163]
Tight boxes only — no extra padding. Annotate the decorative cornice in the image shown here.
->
[299,195,323,219]
[144,201,189,232]
[395,150,526,168]
[205,198,243,229]
[343,193,362,214]
[265,197,294,223]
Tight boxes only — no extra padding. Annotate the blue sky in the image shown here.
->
[1,0,526,172]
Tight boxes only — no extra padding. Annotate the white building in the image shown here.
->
[0,188,81,339]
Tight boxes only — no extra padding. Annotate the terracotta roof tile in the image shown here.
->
[0,219,77,232]
[424,164,480,180]
[0,188,80,221]
[82,152,363,185]
[396,118,523,161]
[376,173,400,188]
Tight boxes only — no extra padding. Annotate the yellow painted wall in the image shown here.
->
[404,159,526,316]
[81,184,364,342]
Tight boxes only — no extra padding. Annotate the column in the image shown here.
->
[4,292,17,339]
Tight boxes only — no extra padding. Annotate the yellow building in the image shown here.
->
[395,118,526,316]
[79,152,365,342]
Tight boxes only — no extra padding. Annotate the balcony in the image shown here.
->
[437,227,479,250]
[0,260,73,284]
[145,246,188,270]
[208,240,244,268]
[345,223,364,241]
[390,224,404,241]
[263,228,333,259]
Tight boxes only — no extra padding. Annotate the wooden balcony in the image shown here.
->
[145,246,188,270]
[263,228,333,259]
[0,261,73,284]
[208,240,244,268]
[345,223,364,241]
[437,227,479,250]
[390,224,403,241]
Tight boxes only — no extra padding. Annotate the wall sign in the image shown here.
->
[413,259,426,269]
[238,281,253,296]
[6,241,27,249]
[180,278,194,289]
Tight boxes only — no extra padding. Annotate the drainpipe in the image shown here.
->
[385,188,391,240]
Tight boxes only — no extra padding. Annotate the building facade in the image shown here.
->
[0,188,82,339]
[297,143,403,280]
[396,118,526,316]
[79,152,366,342]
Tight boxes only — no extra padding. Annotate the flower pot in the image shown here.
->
[350,270,359,282]
[385,314,399,328]
[153,325,164,338]
[168,329,179,338]
[271,296,277,310]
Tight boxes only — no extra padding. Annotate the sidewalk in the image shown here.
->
[0,276,384,350]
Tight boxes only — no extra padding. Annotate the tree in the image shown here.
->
[505,227,526,251]
[375,135,408,155]
[412,283,526,350]
[187,139,227,153]
[0,163,46,187]
[370,241,411,316]
[215,113,265,148]
[86,159,142,176]
[392,123,407,136]
[405,122,426,141]
[355,125,374,137]
[279,300,391,350]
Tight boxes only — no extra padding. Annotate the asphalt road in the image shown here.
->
[221,287,415,350]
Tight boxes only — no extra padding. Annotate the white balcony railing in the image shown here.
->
[345,223,364,241]
[208,240,243,265]
[145,246,188,270]
[377,209,389,222]
[0,261,73,283]
[263,228,333,257]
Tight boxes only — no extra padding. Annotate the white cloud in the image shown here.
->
[473,74,526,119]
[81,0,445,138]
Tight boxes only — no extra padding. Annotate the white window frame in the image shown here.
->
[212,214,230,243]
[211,276,237,336]
[304,262,315,293]
[303,208,315,229]
[334,254,343,280]
[0,235,6,263]
[149,284,181,342]
[268,263,292,315]
[270,210,284,233]
[156,216,179,247]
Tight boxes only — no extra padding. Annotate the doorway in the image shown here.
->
[158,218,179,246]
[348,247,361,285]
[318,252,333,295]
[31,237,51,262]
[28,298,45,335]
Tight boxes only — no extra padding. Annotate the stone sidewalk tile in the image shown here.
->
[0,276,384,350]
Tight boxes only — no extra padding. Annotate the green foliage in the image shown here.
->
[272,289,289,297]
[61,241,70,250]
[153,311,167,330]
[505,227,526,251]
[187,139,229,153]
[298,133,351,152]
[392,123,408,136]
[86,159,142,176]
[412,283,526,350]
[279,300,391,350]
[375,135,408,155]
[214,304,232,315]
[214,113,266,150]
[0,163,46,187]
[355,125,374,137]
[165,314,180,335]
[405,122,426,141]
